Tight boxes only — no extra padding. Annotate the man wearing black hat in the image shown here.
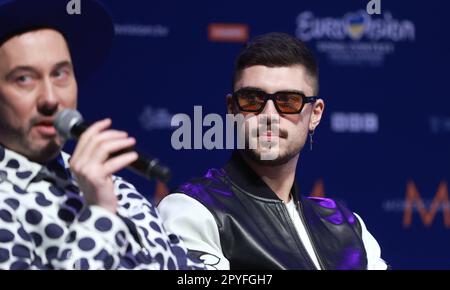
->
[0,0,204,270]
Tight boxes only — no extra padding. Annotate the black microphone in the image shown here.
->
[54,109,171,182]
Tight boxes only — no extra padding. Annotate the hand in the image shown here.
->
[70,118,138,213]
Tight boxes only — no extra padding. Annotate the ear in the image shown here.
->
[309,99,325,131]
[226,94,235,114]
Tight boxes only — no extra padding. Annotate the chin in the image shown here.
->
[27,140,63,163]
[244,148,297,166]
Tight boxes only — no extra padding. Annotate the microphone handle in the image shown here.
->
[70,122,171,182]
[129,153,171,183]
[113,149,171,182]
[71,122,91,139]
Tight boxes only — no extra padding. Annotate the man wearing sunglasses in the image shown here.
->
[158,33,387,270]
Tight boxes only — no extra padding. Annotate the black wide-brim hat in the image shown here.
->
[0,0,114,81]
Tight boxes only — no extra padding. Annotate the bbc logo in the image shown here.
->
[331,112,379,133]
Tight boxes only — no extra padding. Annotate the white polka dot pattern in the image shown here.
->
[0,146,204,270]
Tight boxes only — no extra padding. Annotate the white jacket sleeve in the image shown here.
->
[354,213,388,270]
[158,193,230,270]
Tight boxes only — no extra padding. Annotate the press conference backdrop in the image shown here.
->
[74,0,450,269]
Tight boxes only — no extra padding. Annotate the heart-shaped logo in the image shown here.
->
[344,10,370,40]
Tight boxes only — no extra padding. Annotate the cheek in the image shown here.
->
[282,117,309,141]
[1,99,34,127]
[0,87,38,135]
[58,85,77,108]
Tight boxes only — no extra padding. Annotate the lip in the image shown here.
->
[35,118,55,126]
[258,132,282,144]
[257,130,285,138]
[33,119,57,136]
[259,132,274,140]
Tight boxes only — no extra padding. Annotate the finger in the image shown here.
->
[103,151,139,176]
[72,118,112,160]
[80,118,112,143]
[91,137,137,164]
[76,130,130,164]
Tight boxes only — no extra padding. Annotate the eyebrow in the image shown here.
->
[4,66,37,80]
[4,60,73,80]
[52,61,73,72]
[239,86,306,95]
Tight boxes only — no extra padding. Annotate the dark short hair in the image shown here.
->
[233,32,319,94]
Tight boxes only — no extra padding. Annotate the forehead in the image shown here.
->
[236,65,314,95]
[0,29,71,70]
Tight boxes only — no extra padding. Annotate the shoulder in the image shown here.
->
[159,193,212,218]
[305,196,362,231]
[158,193,230,270]
[158,194,221,246]
[174,168,232,206]
[158,193,224,230]
[306,196,355,215]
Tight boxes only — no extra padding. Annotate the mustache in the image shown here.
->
[29,106,61,127]
[247,114,288,138]
[250,126,288,138]
[29,116,57,127]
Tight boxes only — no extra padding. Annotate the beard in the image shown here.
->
[242,141,303,166]
[25,138,63,163]
[241,121,306,166]
[0,120,63,164]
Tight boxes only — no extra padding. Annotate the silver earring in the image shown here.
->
[309,130,315,151]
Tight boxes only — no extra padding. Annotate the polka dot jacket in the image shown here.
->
[0,145,205,270]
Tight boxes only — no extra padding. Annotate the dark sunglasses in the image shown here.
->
[232,88,321,114]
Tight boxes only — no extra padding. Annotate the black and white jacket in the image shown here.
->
[158,153,388,270]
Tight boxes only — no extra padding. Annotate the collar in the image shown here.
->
[0,144,71,191]
[223,151,300,203]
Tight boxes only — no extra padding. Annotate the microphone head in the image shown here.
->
[55,109,84,140]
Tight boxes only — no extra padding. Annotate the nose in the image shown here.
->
[261,100,279,115]
[37,78,59,116]
[259,100,280,128]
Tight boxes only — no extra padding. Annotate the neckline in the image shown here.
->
[224,151,301,203]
